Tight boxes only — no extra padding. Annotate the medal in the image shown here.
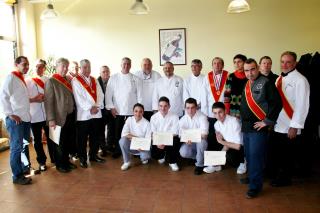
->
[216,91,220,95]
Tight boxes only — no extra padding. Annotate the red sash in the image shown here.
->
[234,70,246,79]
[208,70,228,102]
[245,80,266,120]
[276,76,294,119]
[76,75,97,102]
[52,74,73,93]
[32,77,45,89]
[11,71,26,87]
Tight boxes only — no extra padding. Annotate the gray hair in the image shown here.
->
[80,59,91,67]
[56,57,69,66]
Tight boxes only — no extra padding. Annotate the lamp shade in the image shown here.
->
[130,0,149,15]
[227,0,250,13]
[40,3,59,20]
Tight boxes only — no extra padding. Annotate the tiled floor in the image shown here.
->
[0,147,319,213]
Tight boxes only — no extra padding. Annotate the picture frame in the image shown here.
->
[159,28,186,66]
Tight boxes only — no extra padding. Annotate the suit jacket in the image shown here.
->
[44,76,75,127]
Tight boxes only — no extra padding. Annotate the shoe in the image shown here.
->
[240,177,249,184]
[121,162,131,171]
[56,166,71,173]
[141,159,149,165]
[112,152,121,159]
[13,176,32,185]
[39,165,47,172]
[194,166,204,175]
[90,156,106,163]
[24,167,41,175]
[237,163,247,174]
[169,163,179,172]
[80,161,88,168]
[68,162,77,170]
[158,158,165,164]
[270,179,292,187]
[246,189,260,199]
[101,150,108,157]
[203,166,222,174]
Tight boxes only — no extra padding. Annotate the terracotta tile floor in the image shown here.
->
[0,147,319,213]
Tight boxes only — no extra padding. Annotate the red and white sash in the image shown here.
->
[244,80,266,120]
[12,71,26,87]
[208,70,228,102]
[32,77,45,89]
[75,75,97,103]
[276,76,294,119]
[52,74,73,93]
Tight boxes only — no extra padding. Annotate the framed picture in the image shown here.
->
[159,28,186,65]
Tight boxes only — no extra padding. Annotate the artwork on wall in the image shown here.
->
[159,28,186,65]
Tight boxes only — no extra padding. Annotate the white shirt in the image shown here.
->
[0,72,31,122]
[72,75,104,121]
[106,72,142,116]
[150,111,179,135]
[274,69,310,135]
[214,115,243,145]
[26,75,48,123]
[134,70,161,111]
[152,75,184,116]
[121,116,151,138]
[179,111,209,136]
[202,71,227,118]
[183,74,206,107]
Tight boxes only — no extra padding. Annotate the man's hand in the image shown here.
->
[49,120,56,129]
[30,93,45,103]
[216,132,224,145]
[288,127,298,139]
[90,106,99,115]
[157,145,165,149]
[9,115,21,125]
[253,121,267,131]
[111,108,118,118]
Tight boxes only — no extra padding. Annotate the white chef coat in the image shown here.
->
[121,116,151,138]
[214,115,243,145]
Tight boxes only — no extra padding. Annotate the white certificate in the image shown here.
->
[180,128,202,143]
[130,137,151,151]
[152,132,173,146]
[204,151,226,166]
[49,125,61,145]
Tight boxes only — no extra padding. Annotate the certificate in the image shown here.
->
[130,137,151,151]
[152,132,173,146]
[204,151,226,166]
[49,125,61,145]
[180,128,202,143]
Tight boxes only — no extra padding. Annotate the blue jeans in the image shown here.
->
[5,117,31,181]
[243,132,267,191]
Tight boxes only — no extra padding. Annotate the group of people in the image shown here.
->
[0,51,310,199]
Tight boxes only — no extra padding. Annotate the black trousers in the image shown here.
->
[270,131,301,181]
[31,121,55,165]
[77,118,101,162]
[113,115,129,154]
[226,146,245,168]
[207,117,224,151]
[55,112,76,169]
[143,111,154,121]
[105,110,116,152]
[151,136,181,164]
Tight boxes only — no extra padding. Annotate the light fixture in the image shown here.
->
[130,0,149,15]
[40,1,59,20]
[4,0,16,5]
[227,0,250,13]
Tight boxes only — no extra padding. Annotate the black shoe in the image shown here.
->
[90,156,106,163]
[240,177,249,184]
[13,176,32,185]
[112,152,121,159]
[270,179,292,187]
[80,161,88,168]
[68,162,77,170]
[246,189,260,199]
[56,166,71,173]
[194,166,204,175]
[101,150,108,157]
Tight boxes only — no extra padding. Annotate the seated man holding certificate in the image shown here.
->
[179,98,209,175]
[150,96,180,172]
[119,103,151,171]
[203,102,244,174]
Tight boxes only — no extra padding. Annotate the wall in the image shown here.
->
[31,0,320,77]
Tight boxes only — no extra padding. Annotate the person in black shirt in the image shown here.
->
[259,56,278,84]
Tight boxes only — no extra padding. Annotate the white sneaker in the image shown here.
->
[203,166,222,174]
[141,159,149,165]
[121,162,131,171]
[158,158,165,164]
[169,163,179,172]
[237,163,247,174]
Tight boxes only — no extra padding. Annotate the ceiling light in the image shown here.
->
[130,0,149,15]
[227,0,250,13]
[40,1,59,20]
